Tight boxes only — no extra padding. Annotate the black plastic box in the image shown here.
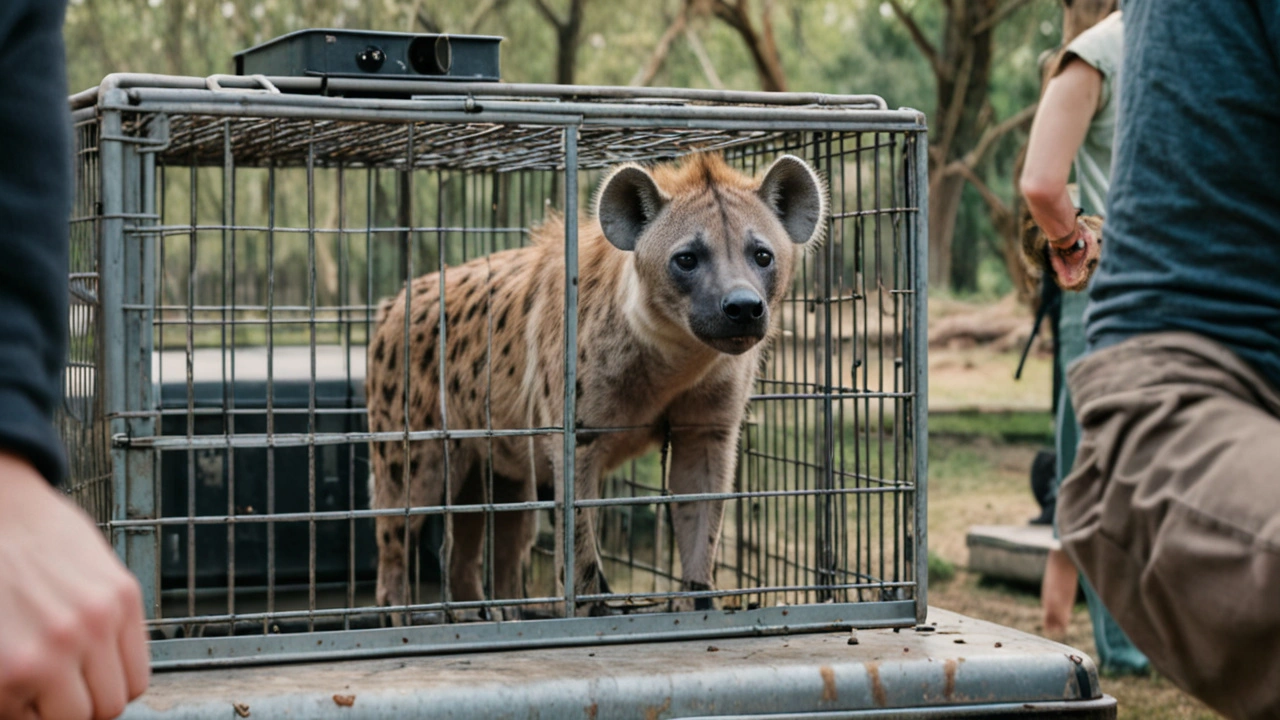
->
[234,29,502,82]
[158,374,375,590]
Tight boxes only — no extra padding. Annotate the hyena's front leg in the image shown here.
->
[666,379,750,612]
[371,440,449,626]
[549,446,610,616]
[374,512,421,627]
[666,424,740,611]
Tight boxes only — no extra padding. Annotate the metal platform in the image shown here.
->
[120,608,1115,719]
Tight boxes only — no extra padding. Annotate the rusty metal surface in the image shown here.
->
[121,608,1112,719]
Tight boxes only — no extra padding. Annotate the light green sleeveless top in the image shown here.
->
[1059,11,1126,471]
[1065,11,1124,217]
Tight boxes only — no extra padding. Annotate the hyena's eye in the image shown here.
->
[754,250,774,268]
[673,253,698,271]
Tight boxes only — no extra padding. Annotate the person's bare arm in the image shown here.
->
[1021,57,1104,288]
[0,452,150,720]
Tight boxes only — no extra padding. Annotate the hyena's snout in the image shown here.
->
[720,287,766,330]
[692,285,769,355]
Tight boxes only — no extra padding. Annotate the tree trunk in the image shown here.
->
[926,0,998,292]
[555,14,582,85]
[534,0,587,85]
[929,172,966,289]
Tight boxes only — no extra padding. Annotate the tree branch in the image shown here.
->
[465,0,510,33]
[885,0,943,81]
[708,0,748,34]
[959,100,1038,168]
[928,144,947,171]
[759,0,786,89]
[955,163,1012,230]
[415,7,442,33]
[685,25,725,88]
[972,0,1036,36]
[935,43,975,167]
[698,0,787,91]
[630,8,690,86]
[532,0,564,29]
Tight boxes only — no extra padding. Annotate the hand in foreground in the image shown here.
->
[1047,215,1103,292]
[0,452,150,720]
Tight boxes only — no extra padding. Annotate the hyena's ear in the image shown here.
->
[757,155,827,246]
[597,164,669,252]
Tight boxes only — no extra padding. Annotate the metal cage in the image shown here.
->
[62,75,929,668]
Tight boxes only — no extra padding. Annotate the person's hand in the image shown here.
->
[0,451,150,720]
[1047,215,1103,292]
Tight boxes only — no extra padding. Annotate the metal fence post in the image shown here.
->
[910,128,930,623]
[814,133,838,603]
[101,97,160,619]
[561,124,581,615]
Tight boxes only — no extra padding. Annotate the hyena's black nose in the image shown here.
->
[722,289,765,323]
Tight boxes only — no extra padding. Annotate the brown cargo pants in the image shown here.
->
[1060,331,1280,720]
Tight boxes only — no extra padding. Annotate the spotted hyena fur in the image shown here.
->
[367,153,826,621]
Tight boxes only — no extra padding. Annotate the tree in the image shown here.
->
[532,0,588,85]
[886,0,1045,291]
[692,0,787,91]
[635,0,785,91]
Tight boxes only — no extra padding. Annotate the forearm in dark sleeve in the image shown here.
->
[0,0,72,485]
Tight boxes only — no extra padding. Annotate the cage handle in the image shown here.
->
[205,74,281,95]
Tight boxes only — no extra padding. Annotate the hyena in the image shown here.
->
[366,153,826,621]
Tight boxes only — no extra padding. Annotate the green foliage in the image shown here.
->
[64,0,1065,297]
[927,550,955,583]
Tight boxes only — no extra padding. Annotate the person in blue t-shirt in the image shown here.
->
[1056,0,1280,717]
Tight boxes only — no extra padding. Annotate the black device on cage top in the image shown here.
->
[234,29,502,82]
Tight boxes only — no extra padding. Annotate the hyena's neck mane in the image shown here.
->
[612,257,714,366]
[529,211,730,396]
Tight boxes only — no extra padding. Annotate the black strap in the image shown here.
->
[1015,276,1061,381]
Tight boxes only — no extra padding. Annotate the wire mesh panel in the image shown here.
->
[59,117,112,527]
[63,76,927,667]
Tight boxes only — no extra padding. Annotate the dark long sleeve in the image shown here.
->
[0,0,71,485]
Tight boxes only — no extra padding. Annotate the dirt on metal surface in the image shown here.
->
[122,608,1104,719]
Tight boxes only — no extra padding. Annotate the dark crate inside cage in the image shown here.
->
[62,74,928,666]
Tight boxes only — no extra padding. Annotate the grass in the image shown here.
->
[926,551,955,583]
[929,410,1053,445]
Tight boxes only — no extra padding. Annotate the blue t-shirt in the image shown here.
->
[1086,0,1280,389]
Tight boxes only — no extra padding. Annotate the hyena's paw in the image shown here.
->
[671,580,715,613]
[572,563,616,617]
[376,567,409,627]
[445,605,521,623]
